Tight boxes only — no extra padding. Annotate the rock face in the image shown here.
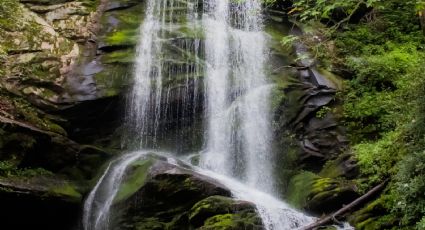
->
[0,0,143,181]
[0,0,133,228]
[99,155,264,230]
[269,20,360,216]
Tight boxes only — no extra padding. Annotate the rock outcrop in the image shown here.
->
[0,176,83,230]
[268,18,360,217]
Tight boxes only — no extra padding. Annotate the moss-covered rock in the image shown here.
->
[286,171,359,214]
[320,153,358,179]
[200,212,264,230]
[348,195,398,230]
[114,158,154,203]
[189,196,259,227]
[98,156,265,230]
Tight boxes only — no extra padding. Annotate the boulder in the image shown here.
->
[97,154,265,229]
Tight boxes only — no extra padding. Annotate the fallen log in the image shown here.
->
[301,179,389,230]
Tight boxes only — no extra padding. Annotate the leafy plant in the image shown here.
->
[393,151,425,227]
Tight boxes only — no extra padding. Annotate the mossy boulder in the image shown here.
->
[97,155,265,230]
[189,196,259,227]
[200,212,264,230]
[286,171,359,214]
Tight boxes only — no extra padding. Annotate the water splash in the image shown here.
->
[193,165,316,230]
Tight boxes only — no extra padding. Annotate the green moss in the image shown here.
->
[202,214,235,229]
[114,158,154,203]
[101,49,135,64]
[94,64,131,97]
[286,171,319,209]
[49,183,82,202]
[100,2,145,48]
[319,153,356,179]
[189,195,238,224]
[264,22,292,55]
[286,170,357,212]
[317,68,343,90]
[200,211,262,230]
[105,29,139,47]
[349,195,398,230]
[320,160,344,179]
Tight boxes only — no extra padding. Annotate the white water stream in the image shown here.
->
[83,0,354,229]
[200,0,274,194]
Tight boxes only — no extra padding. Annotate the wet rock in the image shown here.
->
[320,153,359,179]
[108,156,263,229]
[189,196,258,227]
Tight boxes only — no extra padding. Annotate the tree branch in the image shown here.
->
[301,179,389,230]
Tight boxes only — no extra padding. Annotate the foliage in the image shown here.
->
[0,160,53,178]
[393,151,425,227]
[342,43,425,142]
[0,0,22,31]
[290,0,425,228]
[280,35,299,49]
[315,106,331,118]
[354,131,405,191]
[291,0,364,23]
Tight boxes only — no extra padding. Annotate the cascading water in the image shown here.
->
[200,0,274,193]
[83,0,353,229]
[83,151,150,230]
[125,0,203,150]
[125,0,162,148]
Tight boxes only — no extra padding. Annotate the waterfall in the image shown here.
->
[125,0,162,148]
[125,0,203,150]
[200,0,274,193]
[83,0,353,229]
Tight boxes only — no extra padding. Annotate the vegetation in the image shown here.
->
[279,0,425,228]
[0,0,22,31]
[0,160,53,178]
